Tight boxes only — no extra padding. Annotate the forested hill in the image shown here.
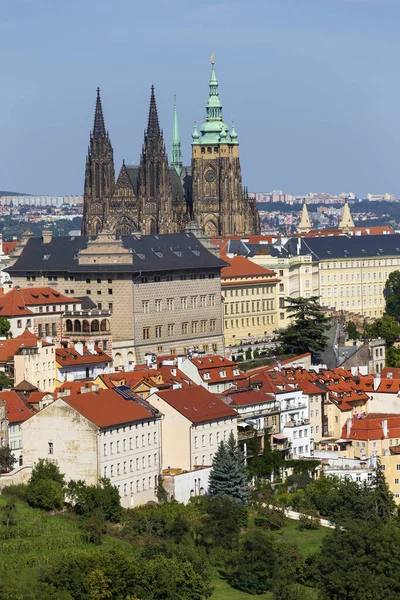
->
[0,191,30,196]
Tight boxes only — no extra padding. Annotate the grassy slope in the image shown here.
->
[0,496,129,595]
[0,496,326,600]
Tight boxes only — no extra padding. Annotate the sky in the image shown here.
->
[1,0,399,197]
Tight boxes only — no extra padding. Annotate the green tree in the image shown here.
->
[0,372,12,389]
[209,432,250,504]
[346,320,359,340]
[384,270,400,319]
[156,475,168,503]
[366,314,400,346]
[202,495,248,550]
[80,511,107,545]
[1,495,16,527]
[27,478,64,511]
[279,297,330,358]
[367,459,396,523]
[30,459,65,486]
[0,318,11,338]
[67,478,122,522]
[0,446,16,473]
[315,520,400,600]
[386,345,400,367]
[248,432,283,481]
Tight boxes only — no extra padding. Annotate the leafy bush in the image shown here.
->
[27,479,64,511]
[2,484,28,502]
[30,459,65,487]
[80,511,106,545]
[67,478,122,522]
[298,510,320,531]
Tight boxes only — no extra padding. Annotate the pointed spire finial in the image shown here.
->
[210,53,215,65]
[93,87,106,138]
[147,85,160,137]
[170,95,183,175]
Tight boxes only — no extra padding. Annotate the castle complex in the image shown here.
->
[82,59,260,237]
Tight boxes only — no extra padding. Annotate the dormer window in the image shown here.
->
[203,372,211,380]
[219,370,227,378]
[233,369,240,376]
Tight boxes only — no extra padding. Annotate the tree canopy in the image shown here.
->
[366,314,400,347]
[384,270,400,319]
[279,296,330,358]
[0,318,10,338]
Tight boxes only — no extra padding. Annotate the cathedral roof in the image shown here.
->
[7,233,225,275]
[125,165,185,204]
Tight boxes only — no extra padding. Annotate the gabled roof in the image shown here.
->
[0,329,47,363]
[221,388,276,407]
[342,413,400,441]
[63,387,159,428]
[56,345,112,367]
[0,391,34,423]
[153,386,238,423]
[190,356,247,384]
[0,287,78,317]
[221,255,277,279]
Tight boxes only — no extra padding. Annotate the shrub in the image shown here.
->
[27,479,64,511]
[2,484,28,502]
[298,510,320,531]
[80,511,106,545]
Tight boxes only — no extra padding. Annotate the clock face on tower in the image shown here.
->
[205,169,215,182]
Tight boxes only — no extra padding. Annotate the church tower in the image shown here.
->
[138,86,175,234]
[339,200,355,232]
[82,89,115,236]
[191,58,260,236]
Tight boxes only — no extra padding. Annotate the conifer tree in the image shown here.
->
[209,432,250,504]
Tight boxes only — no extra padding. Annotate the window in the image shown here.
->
[182,322,188,335]
[155,299,162,312]
[142,300,149,313]
[167,298,174,310]
[48,442,53,455]
[155,326,162,338]
[190,296,197,309]
[200,295,207,307]
[210,319,216,331]
[209,294,216,306]
[103,443,107,456]
[17,319,22,328]
[108,302,113,313]
[108,289,113,295]
[143,327,150,340]
[191,321,198,334]
[167,324,175,336]
[181,297,187,310]
[395,478,399,485]
[396,464,400,471]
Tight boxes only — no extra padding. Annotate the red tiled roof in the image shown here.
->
[377,379,400,393]
[0,286,79,318]
[221,389,276,407]
[28,391,49,404]
[341,413,400,441]
[56,345,112,367]
[63,388,158,428]
[381,367,400,379]
[3,240,18,255]
[55,381,101,397]
[0,391,34,423]
[221,255,277,279]
[0,329,47,362]
[190,356,247,384]
[153,386,238,423]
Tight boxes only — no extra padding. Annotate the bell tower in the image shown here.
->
[191,57,260,236]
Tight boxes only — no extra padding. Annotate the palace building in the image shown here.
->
[82,59,260,238]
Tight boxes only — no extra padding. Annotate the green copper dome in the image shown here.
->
[192,121,200,144]
[194,58,234,146]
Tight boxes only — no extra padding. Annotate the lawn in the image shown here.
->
[0,495,130,597]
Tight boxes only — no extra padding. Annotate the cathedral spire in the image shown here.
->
[147,85,161,137]
[170,96,183,175]
[339,199,355,231]
[93,87,106,138]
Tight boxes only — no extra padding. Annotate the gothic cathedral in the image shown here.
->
[82,61,260,237]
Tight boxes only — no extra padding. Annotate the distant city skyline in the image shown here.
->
[1,0,400,197]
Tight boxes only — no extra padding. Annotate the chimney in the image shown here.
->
[42,229,52,244]
[346,418,352,438]
[74,342,84,356]
[382,419,388,438]
[374,373,381,391]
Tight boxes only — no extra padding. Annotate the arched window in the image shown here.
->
[100,319,109,332]
[91,320,100,332]
[65,319,73,332]
[74,320,81,332]
[127,351,134,365]
[115,352,123,367]
[82,320,90,332]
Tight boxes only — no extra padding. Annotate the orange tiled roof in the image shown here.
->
[221,255,277,279]
[63,388,158,428]
[153,385,238,423]
[381,367,400,379]
[191,356,247,384]
[221,388,276,407]
[0,286,78,318]
[0,329,47,362]
[0,391,34,423]
[342,413,400,441]
[3,240,18,255]
[56,345,112,367]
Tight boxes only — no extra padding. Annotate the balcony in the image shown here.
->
[283,402,307,411]
[238,425,264,441]
[283,419,309,428]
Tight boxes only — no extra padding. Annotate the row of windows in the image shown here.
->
[143,295,216,313]
[194,430,232,448]
[321,259,399,269]
[225,300,274,315]
[101,421,157,435]
[224,286,274,297]
[225,315,274,329]
[38,323,57,338]
[321,285,383,298]
[103,454,158,475]
[321,271,388,284]
[194,454,213,466]
[103,433,157,455]
[106,475,158,495]
[140,272,216,283]
[143,320,217,340]
[310,426,320,435]
[292,429,309,439]
[292,445,309,455]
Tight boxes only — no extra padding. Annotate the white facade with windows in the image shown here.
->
[278,389,311,457]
